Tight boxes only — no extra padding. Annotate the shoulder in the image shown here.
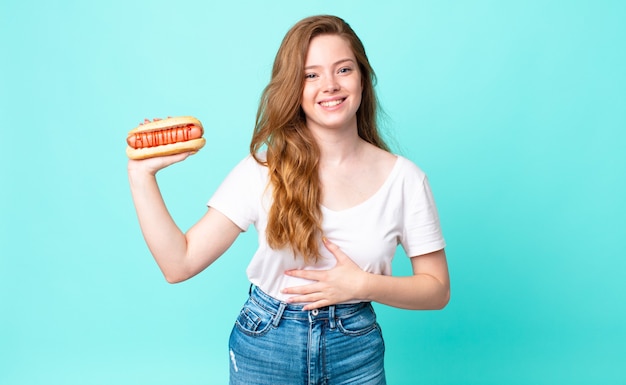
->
[219,152,269,188]
[363,143,398,177]
[234,152,268,173]
[384,156,432,202]
[360,145,429,186]
[363,144,426,178]
[394,155,427,180]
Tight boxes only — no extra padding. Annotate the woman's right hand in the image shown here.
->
[127,151,196,177]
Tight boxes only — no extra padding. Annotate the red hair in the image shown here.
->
[250,15,388,263]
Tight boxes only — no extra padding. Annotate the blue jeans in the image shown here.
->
[229,286,386,385]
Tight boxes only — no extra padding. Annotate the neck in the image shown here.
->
[312,128,365,167]
[304,112,366,165]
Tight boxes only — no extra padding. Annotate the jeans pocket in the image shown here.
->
[337,304,379,337]
[234,300,274,337]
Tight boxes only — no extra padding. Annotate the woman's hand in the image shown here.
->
[281,238,370,310]
[282,239,450,311]
[127,151,196,176]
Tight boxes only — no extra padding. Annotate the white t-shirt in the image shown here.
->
[208,153,446,302]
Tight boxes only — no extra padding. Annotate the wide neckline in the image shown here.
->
[321,155,402,214]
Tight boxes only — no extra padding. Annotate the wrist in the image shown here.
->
[128,165,157,187]
[358,271,374,302]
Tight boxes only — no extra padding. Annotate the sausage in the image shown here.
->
[126,125,203,149]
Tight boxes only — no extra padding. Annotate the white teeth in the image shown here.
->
[320,99,343,107]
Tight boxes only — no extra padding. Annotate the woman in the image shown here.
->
[128,15,449,385]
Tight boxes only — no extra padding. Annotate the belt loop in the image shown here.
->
[248,284,253,296]
[329,305,336,329]
[272,302,287,327]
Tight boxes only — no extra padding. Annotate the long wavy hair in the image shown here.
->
[250,15,389,263]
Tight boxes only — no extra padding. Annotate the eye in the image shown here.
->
[305,73,318,79]
[338,67,352,74]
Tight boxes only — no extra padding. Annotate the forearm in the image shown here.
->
[361,272,450,310]
[129,171,189,281]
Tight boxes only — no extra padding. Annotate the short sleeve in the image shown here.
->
[400,164,446,257]
[207,155,266,232]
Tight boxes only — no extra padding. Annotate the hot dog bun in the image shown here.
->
[126,116,206,160]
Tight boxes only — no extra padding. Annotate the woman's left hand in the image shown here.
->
[282,238,369,310]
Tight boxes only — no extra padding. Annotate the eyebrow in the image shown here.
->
[304,58,355,71]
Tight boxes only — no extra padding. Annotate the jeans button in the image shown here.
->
[311,309,319,316]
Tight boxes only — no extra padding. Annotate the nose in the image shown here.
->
[323,74,340,92]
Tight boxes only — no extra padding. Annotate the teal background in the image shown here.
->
[1,0,625,384]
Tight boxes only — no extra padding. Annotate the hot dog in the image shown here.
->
[126,116,206,160]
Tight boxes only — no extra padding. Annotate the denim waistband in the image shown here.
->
[248,285,371,326]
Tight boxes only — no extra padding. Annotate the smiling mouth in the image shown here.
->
[319,98,345,107]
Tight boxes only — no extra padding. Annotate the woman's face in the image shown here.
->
[301,34,362,134]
